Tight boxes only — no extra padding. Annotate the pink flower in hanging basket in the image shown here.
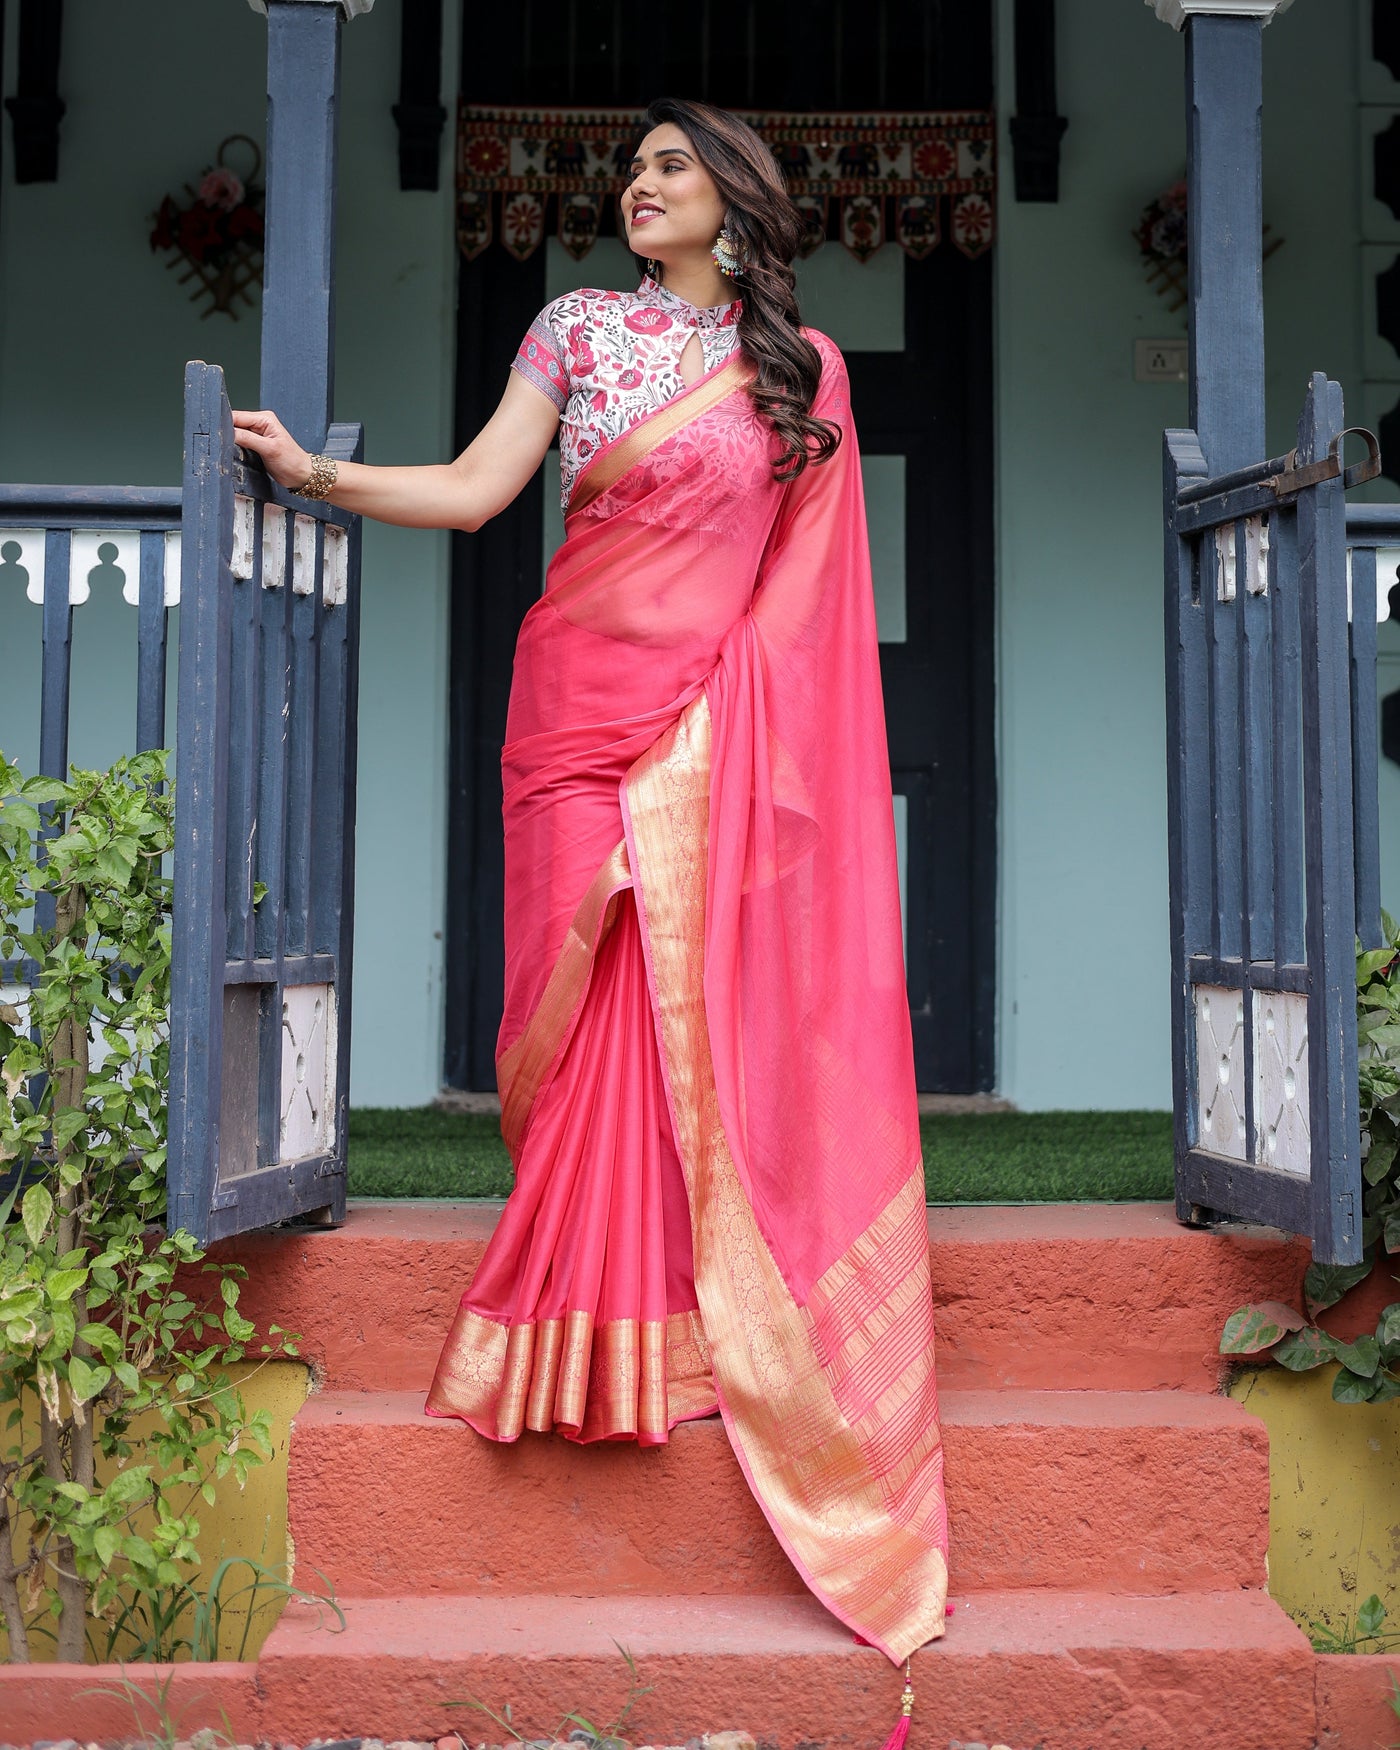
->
[199,167,245,212]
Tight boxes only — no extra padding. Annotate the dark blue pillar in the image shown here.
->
[258,0,346,451]
[1185,13,1266,474]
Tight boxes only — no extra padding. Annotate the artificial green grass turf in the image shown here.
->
[346,1106,1174,1204]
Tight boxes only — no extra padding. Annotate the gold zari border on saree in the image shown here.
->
[568,353,757,515]
[622,695,948,1663]
[426,1304,715,1442]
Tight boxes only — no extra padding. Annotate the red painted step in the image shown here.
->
[287,1387,1269,1598]
[249,1589,1315,1750]
[209,1200,1307,1393]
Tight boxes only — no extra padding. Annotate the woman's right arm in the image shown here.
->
[230,370,561,533]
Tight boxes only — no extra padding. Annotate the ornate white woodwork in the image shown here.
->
[70,531,139,604]
[262,504,288,590]
[1214,516,1268,602]
[1253,990,1310,1178]
[280,982,337,1161]
[8,527,180,606]
[4,530,44,600]
[230,494,256,580]
[1195,984,1247,1159]
[322,522,348,607]
[161,531,182,605]
[1245,514,1270,596]
[1148,0,1294,26]
[1214,523,1237,603]
[1345,547,1399,622]
[291,513,318,597]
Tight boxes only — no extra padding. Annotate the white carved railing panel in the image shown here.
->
[322,522,347,606]
[8,527,181,606]
[1346,545,1400,622]
[291,513,318,597]
[1194,983,1247,1160]
[1253,989,1310,1178]
[262,503,287,590]
[280,981,337,1162]
[230,494,256,580]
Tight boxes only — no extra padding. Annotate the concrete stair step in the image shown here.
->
[211,1199,1307,1393]
[252,1588,1316,1750]
[287,1386,1269,1598]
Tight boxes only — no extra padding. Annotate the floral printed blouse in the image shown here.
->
[511,273,744,510]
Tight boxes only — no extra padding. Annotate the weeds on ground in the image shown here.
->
[443,1639,652,1744]
[77,1664,238,1750]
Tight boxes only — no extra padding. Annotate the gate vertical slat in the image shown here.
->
[136,528,169,756]
[310,427,363,1191]
[1348,543,1384,952]
[1164,427,1211,1222]
[226,505,262,962]
[1270,508,1306,968]
[253,526,291,963]
[1240,518,1275,963]
[1296,374,1361,1265]
[168,362,236,1239]
[1238,515,1273,1165]
[1206,518,1244,962]
[284,525,321,956]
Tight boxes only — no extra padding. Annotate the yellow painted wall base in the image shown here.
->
[1230,1364,1400,1644]
[2,1360,308,1664]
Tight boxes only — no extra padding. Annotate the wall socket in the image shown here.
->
[1135,338,1188,382]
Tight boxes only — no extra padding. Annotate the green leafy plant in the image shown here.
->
[77,1665,238,1750]
[1386,1667,1400,1747]
[443,1638,653,1744]
[1306,1592,1400,1655]
[0,748,299,1662]
[1221,912,1400,1403]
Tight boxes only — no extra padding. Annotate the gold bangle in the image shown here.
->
[292,453,338,499]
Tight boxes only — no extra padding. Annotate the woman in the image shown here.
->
[232,97,948,1673]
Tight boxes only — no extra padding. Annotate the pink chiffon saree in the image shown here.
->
[424,335,948,1663]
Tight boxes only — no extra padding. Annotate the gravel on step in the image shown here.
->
[4,1731,769,1750]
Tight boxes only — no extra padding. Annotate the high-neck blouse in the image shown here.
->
[511,274,744,510]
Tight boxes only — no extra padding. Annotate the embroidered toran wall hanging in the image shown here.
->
[457,103,996,265]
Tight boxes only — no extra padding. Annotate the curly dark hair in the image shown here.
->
[629,97,841,481]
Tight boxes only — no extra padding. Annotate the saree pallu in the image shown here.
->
[425,338,949,1663]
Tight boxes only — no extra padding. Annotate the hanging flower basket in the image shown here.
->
[1134,177,1189,311]
[149,135,265,321]
[1134,174,1284,314]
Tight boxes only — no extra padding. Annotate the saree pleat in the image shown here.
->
[425,342,948,1662]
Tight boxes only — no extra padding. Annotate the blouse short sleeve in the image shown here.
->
[511,300,571,412]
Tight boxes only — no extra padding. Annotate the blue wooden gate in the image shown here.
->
[167,361,364,1243]
[1164,374,1381,1265]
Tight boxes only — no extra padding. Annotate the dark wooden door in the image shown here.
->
[445,0,994,1092]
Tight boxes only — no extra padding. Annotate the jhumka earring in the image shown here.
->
[711,226,743,278]
[644,256,658,277]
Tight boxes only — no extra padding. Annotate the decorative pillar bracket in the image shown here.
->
[1146,0,1294,26]
[245,0,375,15]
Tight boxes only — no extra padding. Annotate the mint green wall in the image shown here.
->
[0,0,457,1107]
[993,0,1362,1110]
[0,0,1378,1112]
